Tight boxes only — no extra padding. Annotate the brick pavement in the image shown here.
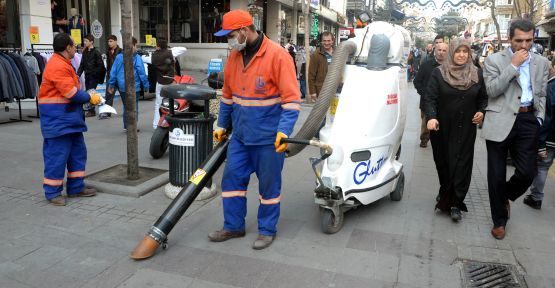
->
[0,82,554,288]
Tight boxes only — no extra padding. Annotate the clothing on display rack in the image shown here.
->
[0,50,38,103]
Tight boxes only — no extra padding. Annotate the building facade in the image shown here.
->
[5,0,347,70]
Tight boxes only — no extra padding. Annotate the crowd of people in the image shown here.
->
[414,19,553,240]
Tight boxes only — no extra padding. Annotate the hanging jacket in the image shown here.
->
[0,56,13,102]
[39,53,91,139]
[0,54,25,99]
[9,54,33,99]
[108,53,149,93]
[218,34,301,145]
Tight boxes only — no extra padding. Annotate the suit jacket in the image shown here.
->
[482,50,550,142]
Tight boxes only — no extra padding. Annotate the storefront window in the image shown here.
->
[139,0,168,41]
[201,0,230,43]
[0,0,20,47]
[248,0,264,31]
[170,0,199,43]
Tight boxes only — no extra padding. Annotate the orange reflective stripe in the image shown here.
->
[67,171,85,178]
[64,87,78,98]
[232,96,281,107]
[259,195,281,205]
[221,190,247,198]
[281,103,301,110]
[43,178,63,186]
[38,97,71,104]
[221,98,233,105]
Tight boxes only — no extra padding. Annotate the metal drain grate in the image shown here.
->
[462,261,527,288]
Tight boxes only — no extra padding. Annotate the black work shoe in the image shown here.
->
[48,196,66,206]
[523,195,542,210]
[252,235,275,250]
[450,207,462,222]
[67,187,97,198]
[208,229,246,242]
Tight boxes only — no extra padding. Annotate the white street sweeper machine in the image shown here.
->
[285,21,412,234]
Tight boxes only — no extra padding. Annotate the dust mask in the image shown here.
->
[228,30,247,51]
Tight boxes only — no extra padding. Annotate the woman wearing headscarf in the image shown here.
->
[424,39,488,221]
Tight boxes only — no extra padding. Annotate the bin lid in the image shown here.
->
[161,84,216,100]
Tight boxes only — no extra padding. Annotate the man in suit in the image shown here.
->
[483,19,551,240]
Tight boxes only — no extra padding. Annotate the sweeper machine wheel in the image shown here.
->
[320,207,344,234]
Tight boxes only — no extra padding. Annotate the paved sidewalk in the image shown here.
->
[0,82,554,288]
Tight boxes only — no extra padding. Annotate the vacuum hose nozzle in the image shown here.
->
[130,234,161,260]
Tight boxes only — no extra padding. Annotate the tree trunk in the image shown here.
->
[491,1,503,51]
[513,0,522,19]
[121,0,139,180]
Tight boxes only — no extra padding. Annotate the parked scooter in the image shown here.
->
[149,75,195,159]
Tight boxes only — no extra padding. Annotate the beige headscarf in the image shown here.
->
[439,38,479,90]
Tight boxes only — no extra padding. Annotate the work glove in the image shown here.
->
[274,132,288,153]
[89,92,103,105]
[213,128,228,143]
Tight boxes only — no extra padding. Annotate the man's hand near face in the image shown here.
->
[511,49,529,67]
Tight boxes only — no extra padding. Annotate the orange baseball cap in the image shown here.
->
[214,10,253,37]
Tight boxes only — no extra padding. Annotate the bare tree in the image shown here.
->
[490,0,503,51]
[513,0,549,22]
[121,0,139,180]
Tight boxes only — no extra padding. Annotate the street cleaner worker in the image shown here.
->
[208,10,301,250]
[39,33,102,206]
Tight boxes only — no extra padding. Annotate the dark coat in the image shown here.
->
[413,57,440,110]
[539,76,555,149]
[151,48,175,85]
[77,47,104,81]
[106,46,122,81]
[424,68,488,212]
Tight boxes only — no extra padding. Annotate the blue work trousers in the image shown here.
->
[43,133,87,200]
[221,138,285,236]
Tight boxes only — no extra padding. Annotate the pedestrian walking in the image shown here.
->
[151,38,175,129]
[39,33,102,206]
[308,31,334,103]
[208,9,301,250]
[77,34,105,117]
[413,43,448,148]
[424,39,488,221]
[522,65,555,209]
[288,45,297,76]
[107,37,149,132]
[99,34,122,119]
[421,35,444,65]
[482,19,551,240]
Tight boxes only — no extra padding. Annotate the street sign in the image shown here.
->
[29,26,39,44]
[207,59,223,76]
[71,29,82,45]
[91,20,103,39]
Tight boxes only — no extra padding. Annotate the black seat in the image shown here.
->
[161,84,216,101]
